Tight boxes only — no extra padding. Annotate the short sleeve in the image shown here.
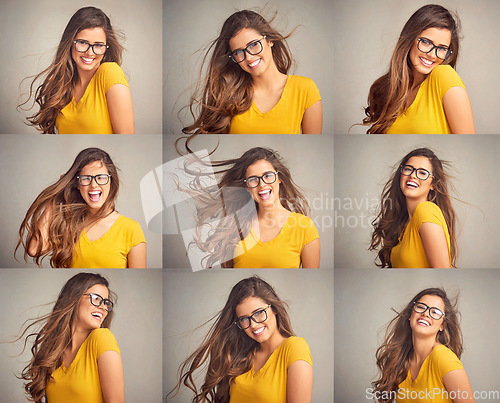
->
[304,78,321,109]
[87,328,120,359]
[283,337,313,368]
[413,202,445,230]
[95,62,129,93]
[434,346,463,378]
[435,65,465,99]
[128,219,146,248]
[298,215,320,245]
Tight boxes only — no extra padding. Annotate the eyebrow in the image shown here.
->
[75,39,106,44]
[237,306,267,319]
[420,36,449,48]
[232,38,262,52]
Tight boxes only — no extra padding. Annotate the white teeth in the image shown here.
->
[419,57,433,67]
[82,57,94,63]
[417,319,430,326]
[249,59,261,67]
[253,327,265,335]
[92,312,103,319]
[259,190,271,195]
[406,181,418,188]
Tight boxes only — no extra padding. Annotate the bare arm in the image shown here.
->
[301,238,320,268]
[443,369,475,402]
[98,350,125,403]
[443,86,475,134]
[287,360,313,403]
[127,242,147,268]
[301,100,322,134]
[107,84,135,134]
[419,222,451,268]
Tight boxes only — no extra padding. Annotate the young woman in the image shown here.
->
[363,4,474,134]
[182,9,322,134]
[17,147,146,268]
[369,148,456,268]
[17,272,123,403]
[186,147,320,268]
[19,6,134,134]
[372,288,474,402]
[170,276,313,402]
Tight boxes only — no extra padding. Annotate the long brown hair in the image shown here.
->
[18,6,124,134]
[369,147,457,267]
[16,147,120,268]
[170,276,294,403]
[181,9,295,135]
[363,4,460,133]
[16,272,116,403]
[372,287,463,403]
[184,147,310,268]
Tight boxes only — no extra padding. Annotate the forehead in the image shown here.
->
[229,28,262,51]
[406,156,433,171]
[85,283,109,298]
[235,296,267,316]
[80,160,109,175]
[417,294,445,311]
[74,27,107,43]
[245,159,275,177]
[418,27,451,47]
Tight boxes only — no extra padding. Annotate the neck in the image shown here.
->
[258,331,286,356]
[257,203,288,220]
[76,65,99,88]
[251,63,286,89]
[70,325,92,353]
[412,333,439,365]
[406,198,427,219]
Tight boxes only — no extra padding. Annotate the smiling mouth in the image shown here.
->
[91,312,103,321]
[81,56,95,64]
[253,326,265,336]
[248,58,261,68]
[88,191,102,202]
[406,180,419,189]
[419,56,434,68]
[417,318,430,327]
[258,189,272,200]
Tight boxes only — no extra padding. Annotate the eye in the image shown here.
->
[248,41,260,50]
[233,49,244,56]
[263,172,275,180]
[421,38,432,45]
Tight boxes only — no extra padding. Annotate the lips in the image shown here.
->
[80,56,95,64]
[91,312,103,321]
[252,326,266,336]
[419,56,434,68]
[258,189,272,200]
[88,190,102,202]
[248,58,261,69]
[406,180,419,189]
[417,318,431,327]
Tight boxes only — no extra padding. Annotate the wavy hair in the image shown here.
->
[16,147,119,268]
[372,287,463,403]
[16,272,116,403]
[170,276,294,402]
[181,9,295,135]
[363,4,460,133]
[183,147,310,268]
[19,6,124,133]
[369,147,457,267]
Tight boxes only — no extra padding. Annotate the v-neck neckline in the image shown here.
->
[83,214,122,243]
[251,75,290,115]
[408,344,441,384]
[250,212,293,246]
[251,337,289,375]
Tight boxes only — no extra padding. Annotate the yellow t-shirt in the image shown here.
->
[387,65,466,134]
[55,62,129,134]
[229,337,312,403]
[390,201,451,268]
[229,75,321,134]
[71,215,146,268]
[397,345,464,403]
[233,212,319,268]
[45,328,120,403]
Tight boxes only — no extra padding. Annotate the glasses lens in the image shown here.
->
[401,166,413,176]
[75,41,89,52]
[95,174,109,185]
[252,309,268,323]
[429,308,443,320]
[103,300,113,312]
[92,44,107,55]
[416,169,430,180]
[414,302,426,313]
[79,175,91,186]
[262,172,277,184]
[232,49,245,63]
[89,293,102,306]
[246,177,259,188]
[246,40,263,56]
[436,48,449,60]
[418,39,433,53]
[237,317,250,329]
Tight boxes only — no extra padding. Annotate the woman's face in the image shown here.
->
[408,27,451,78]
[235,296,279,344]
[409,294,445,337]
[229,28,275,77]
[245,159,282,209]
[77,160,111,211]
[75,284,110,331]
[71,27,107,76]
[399,156,434,203]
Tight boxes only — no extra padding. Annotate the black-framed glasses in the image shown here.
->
[400,165,433,181]
[235,305,271,329]
[84,293,114,312]
[229,36,267,63]
[412,302,444,320]
[77,174,111,186]
[417,38,452,60]
[73,40,109,55]
[244,171,278,188]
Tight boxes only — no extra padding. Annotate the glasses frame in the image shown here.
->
[77,174,111,186]
[229,36,267,64]
[234,304,272,330]
[412,301,445,320]
[417,38,452,60]
[244,171,278,188]
[400,165,433,181]
[73,40,109,55]
[84,293,114,312]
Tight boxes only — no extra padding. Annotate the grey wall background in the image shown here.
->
[333,0,500,134]
[334,135,500,268]
[0,0,162,134]
[0,135,162,268]
[163,134,334,268]
[0,268,163,402]
[334,269,500,402]
[164,269,334,401]
[163,0,334,134]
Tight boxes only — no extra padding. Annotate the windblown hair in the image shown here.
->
[19,6,124,133]
[17,272,115,403]
[369,147,457,267]
[16,147,119,268]
[170,276,294,403]
[363,4,460,133]
[182,9,295,135]
[372,287,463,403]
[184,147,310,268]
